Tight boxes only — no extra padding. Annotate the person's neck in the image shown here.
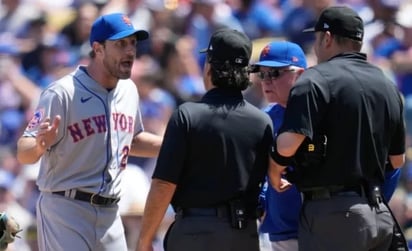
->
[329,45,359,59]
[86,62,118,90]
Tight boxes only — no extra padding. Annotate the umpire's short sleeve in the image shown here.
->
[389,89,406,155]
[152,107,188,184]
[279,69,328,139]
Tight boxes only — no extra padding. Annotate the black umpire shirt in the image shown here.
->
[279,52,405,188]
[153,87,273,209]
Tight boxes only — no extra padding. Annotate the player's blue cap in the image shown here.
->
[252,41,307,70]
[89,13,149,45]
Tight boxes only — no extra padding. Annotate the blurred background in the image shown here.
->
[0,0,412,250]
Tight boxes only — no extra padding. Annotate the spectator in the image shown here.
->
[0,0,41,36]
[185,0,244,68]
[282,0,335,53]
[22,33,73,89]
[230,0,284,40]
[362,0,401,55]
[60,1,100,63]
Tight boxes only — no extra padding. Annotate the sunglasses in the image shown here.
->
[258,69,296,80]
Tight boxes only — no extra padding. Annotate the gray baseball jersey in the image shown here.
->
[23,66,143,198]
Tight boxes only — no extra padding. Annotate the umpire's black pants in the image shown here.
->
[299,194,393,251]
[164,213,260,251]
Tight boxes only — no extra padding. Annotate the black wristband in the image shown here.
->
[270,143,295,166]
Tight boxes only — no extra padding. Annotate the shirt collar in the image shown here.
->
[201,87,243,103]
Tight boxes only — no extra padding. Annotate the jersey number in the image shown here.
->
[120,146,130,169]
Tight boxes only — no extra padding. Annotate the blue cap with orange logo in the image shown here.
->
[89,13,149,45]
[253,41,307,69]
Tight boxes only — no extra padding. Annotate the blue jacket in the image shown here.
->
[259,103,400,242]
[259,104,302,242]
[383,168,401,201]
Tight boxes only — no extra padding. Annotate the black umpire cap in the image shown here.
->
[303,6,364,42]
[200,29,252,67]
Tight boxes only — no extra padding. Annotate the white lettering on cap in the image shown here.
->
[235,58,243,64]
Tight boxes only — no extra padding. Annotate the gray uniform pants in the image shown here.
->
[164,214,260,251]
[37,192,127,251]
[299,195,393,251]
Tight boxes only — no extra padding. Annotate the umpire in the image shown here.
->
[269,6,406,251]
[137,29,273,251]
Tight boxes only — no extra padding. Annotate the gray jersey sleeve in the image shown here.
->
[23,87,65,144]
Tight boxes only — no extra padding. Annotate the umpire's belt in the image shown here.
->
[302,185,364,201]
[52,190,120,206]
[177,206,229,218]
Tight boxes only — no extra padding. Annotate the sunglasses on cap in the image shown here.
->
[258,69,296,80]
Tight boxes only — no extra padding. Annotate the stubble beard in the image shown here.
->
[103,58,132,80]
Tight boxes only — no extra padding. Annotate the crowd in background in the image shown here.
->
[0,0,412,250]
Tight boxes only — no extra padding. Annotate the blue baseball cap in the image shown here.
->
[252,41,307,70]
[89,13,149,45]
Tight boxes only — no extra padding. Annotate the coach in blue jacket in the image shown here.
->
[253,40,401,251]
[253,41,306,251]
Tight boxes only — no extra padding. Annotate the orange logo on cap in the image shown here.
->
[261,45,270,57]
[122,15,132,26]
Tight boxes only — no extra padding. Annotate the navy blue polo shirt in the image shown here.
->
[280,52,405,188]
[153,87,273,209]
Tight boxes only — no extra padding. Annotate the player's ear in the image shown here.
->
[203,62,213,90]
[295,67,305,77]
[92,42,103,55]
[323,31,334,48]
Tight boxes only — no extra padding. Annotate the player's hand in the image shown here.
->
[268,157,292,192]
[259,211,266,222]
[36,115,61,151]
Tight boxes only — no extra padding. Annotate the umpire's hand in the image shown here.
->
[268,157,292,192]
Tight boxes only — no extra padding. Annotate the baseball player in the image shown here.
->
[16,13,162,251]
